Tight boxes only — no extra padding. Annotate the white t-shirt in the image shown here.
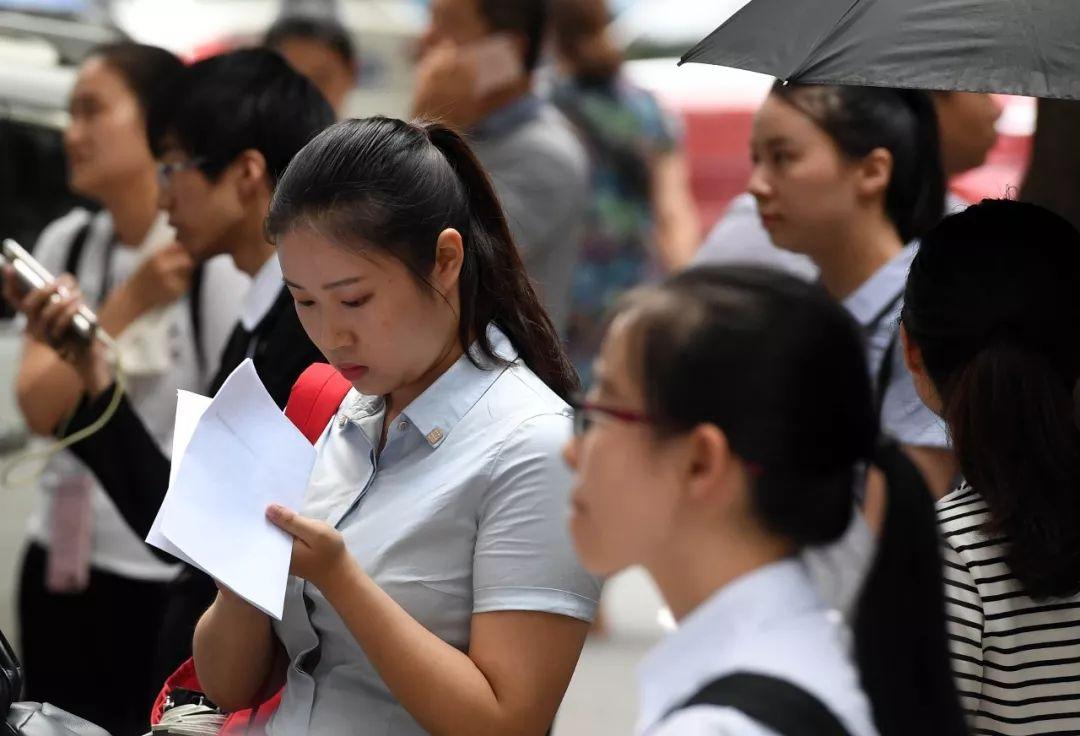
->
[25,207,248,581]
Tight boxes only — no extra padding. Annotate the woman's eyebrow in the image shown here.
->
[283,276,365,290]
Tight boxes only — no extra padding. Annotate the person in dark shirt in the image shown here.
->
[7,49,335,688]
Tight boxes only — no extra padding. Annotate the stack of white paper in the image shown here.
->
[147,360,317,620]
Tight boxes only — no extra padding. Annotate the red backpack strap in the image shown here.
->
[285,363,354,444]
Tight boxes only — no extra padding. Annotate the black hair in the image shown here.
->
[619,265,966,736]
[771,83,946,243]
[264,14,358,69]
[904,199,1080,599]
[266,116,579,400]
[90,43,184,121]
[478,0,548,73]
[147,49,335,185]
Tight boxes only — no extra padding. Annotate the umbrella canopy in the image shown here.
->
[680,0,1080,101]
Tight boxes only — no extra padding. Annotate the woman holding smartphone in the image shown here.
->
[192,117,600,735]
[4,44,245,735]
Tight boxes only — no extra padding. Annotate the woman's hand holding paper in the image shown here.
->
[266,504,354,592]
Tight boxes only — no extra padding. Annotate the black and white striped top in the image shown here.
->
[938,484,1080,735]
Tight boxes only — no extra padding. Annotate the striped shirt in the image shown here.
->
[938,484,1080,735]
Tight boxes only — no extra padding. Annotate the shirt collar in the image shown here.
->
[471,93,543,140]
[241,256,283,331]
[636,558,823,733]
[401,325,518,448]
[343,325,518,449]
[842,243,917,327]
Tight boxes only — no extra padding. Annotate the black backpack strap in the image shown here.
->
[61,220,93,281]
[188,260,207,374]
[665,672,851,736]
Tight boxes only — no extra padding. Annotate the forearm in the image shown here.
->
[65,391,170,539]
[16,344,85,435]
[97,283,145,338]
[193,592,282,713]
[320,561,527,736]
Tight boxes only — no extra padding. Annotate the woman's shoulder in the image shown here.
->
[472,363,572,452]
[32,207,100,271]
[936,484,992,534]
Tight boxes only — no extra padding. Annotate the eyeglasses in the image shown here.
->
[569,395,652,436]
[156,157,208,188]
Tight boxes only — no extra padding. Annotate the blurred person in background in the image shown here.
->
[548,0,700,383]
[412,0,588,334]
[696,91,1003,280]
[9,49,333,691]
[264,13,359,118]
[564,266,967,735]
[903,200,1080,735]
[3,43,247,736]
[1020,99,1080,231]
[740,83,957,498]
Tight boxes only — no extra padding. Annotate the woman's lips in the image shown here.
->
[336,364,369,381]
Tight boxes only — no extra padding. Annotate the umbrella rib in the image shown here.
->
[788,0,865,80]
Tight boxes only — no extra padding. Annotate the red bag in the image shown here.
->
[150,364,353,735]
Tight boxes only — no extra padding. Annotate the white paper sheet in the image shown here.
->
[147,360,316,619]
[146,390,212,570]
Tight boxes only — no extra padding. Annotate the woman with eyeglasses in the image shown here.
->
[564,266,967,736]
[0,44,247,735]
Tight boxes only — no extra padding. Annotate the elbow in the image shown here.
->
[16,391,61,437]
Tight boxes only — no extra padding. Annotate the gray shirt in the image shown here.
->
[470,94,589,334]
[269,326,601,735]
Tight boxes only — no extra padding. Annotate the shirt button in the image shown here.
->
[398,420,408,431]
[337,415,348,429]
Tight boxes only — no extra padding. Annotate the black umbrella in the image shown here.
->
[680,0,1080,101]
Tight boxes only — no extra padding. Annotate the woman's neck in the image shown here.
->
[814,215,905,301]
[100,169,160,248]
[384,338,465,427]
[646,529,792,622]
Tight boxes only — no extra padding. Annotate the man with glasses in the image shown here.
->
[37,48,334,687]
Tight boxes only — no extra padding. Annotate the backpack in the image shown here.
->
[149,363,351,735]
[1,628,111,736]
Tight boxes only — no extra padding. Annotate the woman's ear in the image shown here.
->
[856,146,894,201]
[433,228,465,296]
[683,423,739,509]
[901,323,944,415]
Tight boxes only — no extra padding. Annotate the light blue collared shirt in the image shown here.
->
[270,326,601,735]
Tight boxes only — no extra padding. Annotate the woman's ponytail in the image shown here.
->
[424,123,579,400]
[853,443,968,736]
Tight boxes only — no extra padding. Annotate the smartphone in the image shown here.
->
[0,238,98,342]
[466,34,527,98]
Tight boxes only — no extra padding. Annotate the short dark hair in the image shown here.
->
[904,199,1080,599]
[617,266,967,736]
[478,0,548,73]
[147,49,335,185]
[264,14,357,69]
[91,43,184,120]
[266,116,578,400]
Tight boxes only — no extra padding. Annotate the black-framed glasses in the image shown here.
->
[156,157,209,188]
[569,395,652,436]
